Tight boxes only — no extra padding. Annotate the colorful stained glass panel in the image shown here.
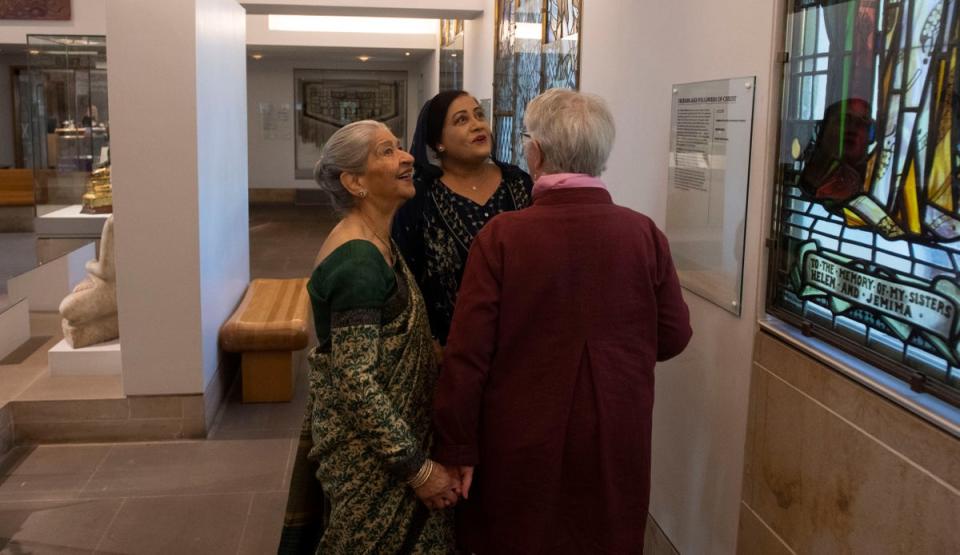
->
[493,0,581,167]
[769,0,960,403]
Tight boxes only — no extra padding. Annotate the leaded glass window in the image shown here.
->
[439,19,464,92]
[493,0,581,167]
[768,0,960,404]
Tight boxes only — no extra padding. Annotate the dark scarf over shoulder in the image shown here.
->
[409,99,443,181]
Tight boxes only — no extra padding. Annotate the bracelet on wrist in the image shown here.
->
[406,459,434,489]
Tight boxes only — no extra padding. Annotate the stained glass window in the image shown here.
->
[493,0,581,167]
[768,0,960,404]
[439,19,464,92]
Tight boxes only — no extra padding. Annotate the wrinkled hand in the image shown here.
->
[414,462,461,510]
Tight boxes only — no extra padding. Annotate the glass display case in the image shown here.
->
[26,34,111,261]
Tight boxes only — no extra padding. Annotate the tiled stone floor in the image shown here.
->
[0,204,337,554]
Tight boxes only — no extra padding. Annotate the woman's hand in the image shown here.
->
[413,462,461,510]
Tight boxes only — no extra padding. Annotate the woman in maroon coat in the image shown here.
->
[432,89,692,554]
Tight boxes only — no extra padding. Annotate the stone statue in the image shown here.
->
[59,215,118,348]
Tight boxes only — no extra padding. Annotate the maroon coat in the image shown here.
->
[432,187,692,554]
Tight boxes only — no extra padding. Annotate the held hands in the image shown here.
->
[412,463,477,510]
[413,461,461,509]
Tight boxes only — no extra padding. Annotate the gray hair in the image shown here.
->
[523,89,615,177]
[313,120,389,214]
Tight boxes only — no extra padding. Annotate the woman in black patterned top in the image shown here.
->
[393,91,532,346]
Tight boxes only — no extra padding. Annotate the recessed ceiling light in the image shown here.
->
[405,52,411,56]
[269,15,437,35]
[357,55,370,62]
[451,53,457,58]
[251,53,263,60]
[28,49,40,55]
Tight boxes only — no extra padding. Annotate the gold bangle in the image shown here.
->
[412,459,433,488]
[407,459,433,489]
[407,460,429,489]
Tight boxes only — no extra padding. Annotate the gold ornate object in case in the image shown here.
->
[81,166,112,214]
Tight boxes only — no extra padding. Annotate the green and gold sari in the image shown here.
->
[279,240,453,554]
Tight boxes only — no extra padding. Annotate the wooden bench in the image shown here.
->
[220,278,311,403]
[0,169,34,206]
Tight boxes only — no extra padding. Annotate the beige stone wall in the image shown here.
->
[739,332,960,554]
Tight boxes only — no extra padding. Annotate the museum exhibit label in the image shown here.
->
[666,76,757,316]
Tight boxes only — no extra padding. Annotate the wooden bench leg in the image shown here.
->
[241,350,294,403]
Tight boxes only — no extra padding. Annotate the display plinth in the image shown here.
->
[35,205,110,237]
[7,242,94,311]
[48,338,121,376]
[0,299,30,361]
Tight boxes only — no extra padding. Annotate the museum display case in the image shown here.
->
[26,34,110,261]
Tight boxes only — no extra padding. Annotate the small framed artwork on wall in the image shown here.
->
[0,0,71,21]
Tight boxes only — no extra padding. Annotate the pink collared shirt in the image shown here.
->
[532,173,608,197]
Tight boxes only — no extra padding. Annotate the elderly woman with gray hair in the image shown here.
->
[280,120,457,554]
[432,89,693,553]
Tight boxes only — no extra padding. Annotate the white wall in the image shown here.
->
[418,36,438,101]
[196,0,250,387]
[578,1,780,553]
[108,1,203,395]
[247,58,423,189]
[462,4,493,101]
[0,0,105,44]
[109,0,248,395]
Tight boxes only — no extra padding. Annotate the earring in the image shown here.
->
[437,145,445,153]
[358,190,368,199]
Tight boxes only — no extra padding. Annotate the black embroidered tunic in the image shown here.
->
[392,162,532,345]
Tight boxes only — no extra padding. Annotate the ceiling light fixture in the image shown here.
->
[450,53,457,58]
[357,55,370,62]
[269,15,437,35]
[251,53,263,60]
[28,49,40,55]
[405,52,411,56]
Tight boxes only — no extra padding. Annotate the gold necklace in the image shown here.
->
[359,213,394,265]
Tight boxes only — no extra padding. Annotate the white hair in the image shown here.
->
[523,89,615,177]
[313,120,389,214]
